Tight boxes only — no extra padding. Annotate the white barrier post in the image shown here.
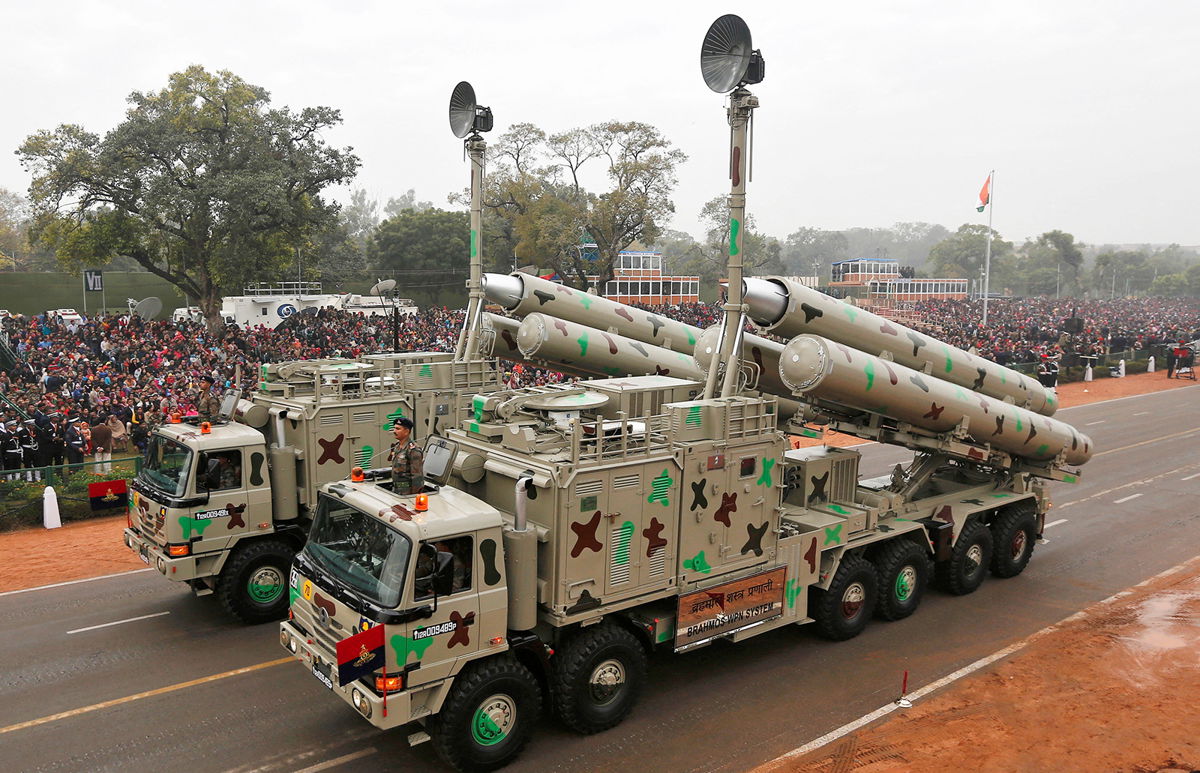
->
[43,485,62,529]
[1084,365,1093,382]
[1118,359,1126,377]
[1147,356,1155,373]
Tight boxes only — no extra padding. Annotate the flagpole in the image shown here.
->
[982,170,994,328]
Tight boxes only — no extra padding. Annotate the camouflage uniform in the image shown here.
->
[390,440,424,494]
[196,388,221,421]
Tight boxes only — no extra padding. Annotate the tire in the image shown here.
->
[989,507,1038,578]
[935,519,993,596]
[872,539,932,621]
[216,539,295,624]
[428,655,541,773]
[551,622,648,734]
[812,555,877,641]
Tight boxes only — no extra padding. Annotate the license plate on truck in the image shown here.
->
[311,659,334,690]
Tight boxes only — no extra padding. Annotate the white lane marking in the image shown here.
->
[293,749,377,773]
[1060,382,1199,411]
[67,611,170,635]
[0,568,153,598]
[768,554,1200,764]
[1055,465,1195,511]
[1085,420,1106,426]
[1113,493,1144,504]
[1183,473,1200,481]
[1133,411,1149,416]
[1044,519,1068,529]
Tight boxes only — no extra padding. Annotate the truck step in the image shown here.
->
[191,586,214,597]
[407,730,431,747]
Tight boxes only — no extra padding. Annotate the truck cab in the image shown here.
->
[280,442,515,741]
[125,419,295,621]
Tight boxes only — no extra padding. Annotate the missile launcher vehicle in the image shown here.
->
[123,354,501,622]
[280,19,1092,770]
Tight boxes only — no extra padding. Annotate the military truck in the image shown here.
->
[279,357,1089,770]
[279,20,1091,768]
[123,354,500,622]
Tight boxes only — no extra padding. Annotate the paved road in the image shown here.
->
[2,386,1197,773]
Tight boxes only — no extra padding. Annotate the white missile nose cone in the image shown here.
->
[482,274,525,309]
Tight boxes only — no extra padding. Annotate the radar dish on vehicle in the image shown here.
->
[370,279,397,296]
[700,14,761,93]
[131,297,162,319]
[449,81,494,138]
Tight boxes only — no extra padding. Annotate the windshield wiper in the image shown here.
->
[295,550,372,614]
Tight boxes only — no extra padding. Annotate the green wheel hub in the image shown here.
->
[894,565,917,601]
[247,566,285,605]
[471,694,515,746]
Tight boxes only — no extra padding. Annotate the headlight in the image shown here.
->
[352,689,372,718]
[280,629,291,649]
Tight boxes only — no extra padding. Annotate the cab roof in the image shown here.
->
[156,420,264,449]
[319,479,502,541]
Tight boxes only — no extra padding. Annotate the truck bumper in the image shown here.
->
[279,620,416,730]
[123,528,217,582]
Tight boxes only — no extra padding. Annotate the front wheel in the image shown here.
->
[990,507,1038,578]
[551,622,648,734]
[429,655,541,773]
[936,519,993,595]
[217,539,295,624]
[812,555,877,641]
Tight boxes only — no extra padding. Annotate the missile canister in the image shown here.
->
[484,273,703,355]
[779,334,1092,465]
[692,325,791,399]
[517,312,703,380]
[481,312,523,360]
[744,276,1058,416]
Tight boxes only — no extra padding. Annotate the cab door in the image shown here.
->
[398,534,481,688]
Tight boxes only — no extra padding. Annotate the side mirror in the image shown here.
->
[415,543,440,610]
[433,551,455,597]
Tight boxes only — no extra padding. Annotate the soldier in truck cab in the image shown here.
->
[388,416,423,494]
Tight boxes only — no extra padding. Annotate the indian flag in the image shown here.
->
[977,174,991,212]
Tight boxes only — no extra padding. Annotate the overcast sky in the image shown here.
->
[4,0,1198,249]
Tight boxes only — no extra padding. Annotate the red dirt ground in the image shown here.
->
[757,557,1200,773]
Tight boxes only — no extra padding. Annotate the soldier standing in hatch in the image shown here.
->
[196,375,221,421]
[388,416,424,494]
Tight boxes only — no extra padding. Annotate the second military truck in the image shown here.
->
[124,354,499,622]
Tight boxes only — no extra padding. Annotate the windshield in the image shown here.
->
[302,495,411,608]
[137,434,194,498]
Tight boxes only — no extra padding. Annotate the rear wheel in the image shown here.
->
[873,539,932,621]
[217,539,294,624]
[812,555,877,641]
[989,507,1038,578]
[551,622,648,734]
[429,655,541,773]
[936,519,993,595]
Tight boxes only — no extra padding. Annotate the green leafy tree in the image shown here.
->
[928,224,1014,282]
[475,121,686,293]
[1033,230,1084,295]
[780,227,849,279]
[368,208,470,305]
[383,189,433,220]
[694,195,780,278]
[18,66,359,330]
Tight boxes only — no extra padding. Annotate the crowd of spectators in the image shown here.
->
[1,293,1197,474]
[899,296,1200,366]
